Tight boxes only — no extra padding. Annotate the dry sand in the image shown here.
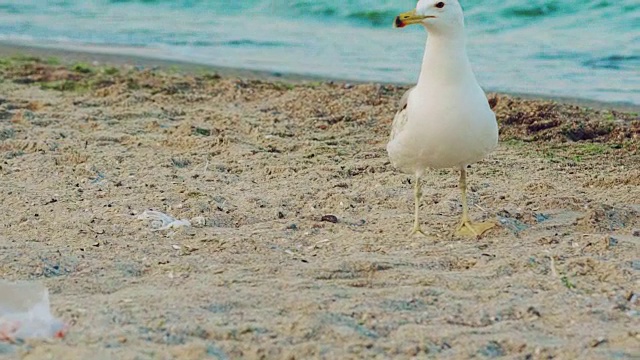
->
[0,54,639,359]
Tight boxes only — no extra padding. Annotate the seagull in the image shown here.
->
[387,0,499,237]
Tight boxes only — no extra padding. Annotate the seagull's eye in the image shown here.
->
[435,2,445,8]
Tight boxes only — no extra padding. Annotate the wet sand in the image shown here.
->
[0,52,639,359]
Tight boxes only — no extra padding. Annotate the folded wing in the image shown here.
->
[389,86,414,141]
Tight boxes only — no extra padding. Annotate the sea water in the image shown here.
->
[0,0,638,105]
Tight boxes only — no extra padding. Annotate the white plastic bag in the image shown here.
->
[0,280,66,342]
[137,210,191,231]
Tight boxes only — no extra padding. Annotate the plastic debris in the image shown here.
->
[534,213,550,223]
[497,216,528,236]
[137,210,191,231]
[0,280,66,342]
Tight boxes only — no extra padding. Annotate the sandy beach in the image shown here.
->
[0,49,639,359]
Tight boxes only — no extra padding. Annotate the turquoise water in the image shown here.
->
[0,0,638,104]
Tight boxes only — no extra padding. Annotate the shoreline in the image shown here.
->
[0,40,639,113]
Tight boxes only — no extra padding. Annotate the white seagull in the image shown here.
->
[387,0,499,237]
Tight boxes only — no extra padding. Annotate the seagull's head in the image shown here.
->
[394,0,464,34]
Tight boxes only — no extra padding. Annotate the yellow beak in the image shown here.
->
[393,9,434,28]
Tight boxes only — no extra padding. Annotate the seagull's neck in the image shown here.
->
[417,31,474,87]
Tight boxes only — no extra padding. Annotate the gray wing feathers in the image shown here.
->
[389,86,414,141]
[398,86,414,111]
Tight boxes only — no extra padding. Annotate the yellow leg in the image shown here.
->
[409,173,426,236]
[455,167,495,237]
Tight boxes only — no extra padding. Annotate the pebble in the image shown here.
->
[191,216,206,227]
[286,224,297,230]
[321,214,339,223]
